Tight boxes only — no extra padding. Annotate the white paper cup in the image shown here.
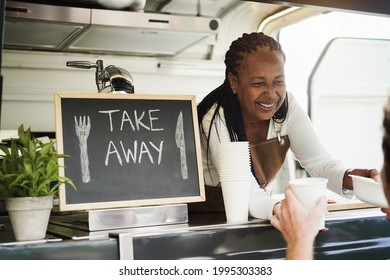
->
[217,142,251,223]
[289,177,328,230]
[220,180,250,223]
[217,142,251,179]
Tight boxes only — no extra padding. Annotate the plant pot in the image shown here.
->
[6,196,54,241]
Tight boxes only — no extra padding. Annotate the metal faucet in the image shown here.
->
[66,59,134,93]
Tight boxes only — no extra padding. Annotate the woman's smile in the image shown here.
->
[257,101,277,110]
[229,46,286,122]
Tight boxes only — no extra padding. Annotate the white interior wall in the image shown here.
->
[1,1,271,133]
[1,50,225,132]
[310,38,390,171]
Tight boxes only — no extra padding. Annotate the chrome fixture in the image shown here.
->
[66,59,135,93]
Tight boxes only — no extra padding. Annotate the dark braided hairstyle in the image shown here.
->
[198,32,288,143]
[382,98,390,202]
[198,32,288,185]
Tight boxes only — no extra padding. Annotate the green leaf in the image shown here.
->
[0,124,77,197]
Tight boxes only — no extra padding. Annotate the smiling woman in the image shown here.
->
[191,31,381,221]
[227,46,286,143]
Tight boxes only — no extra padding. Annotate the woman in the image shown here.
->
[194,32,379,220]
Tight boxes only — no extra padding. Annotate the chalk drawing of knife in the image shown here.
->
[175,111,188,179]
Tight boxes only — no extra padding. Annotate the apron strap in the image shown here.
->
[273,120,286,145]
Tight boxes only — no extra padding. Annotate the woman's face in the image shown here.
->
[228,46,286,124]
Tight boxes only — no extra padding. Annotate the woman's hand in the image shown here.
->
[270,186,328,260]
[344,169,390,220]
[342,168,381,190]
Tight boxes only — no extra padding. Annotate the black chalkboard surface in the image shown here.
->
[54,93,204,211]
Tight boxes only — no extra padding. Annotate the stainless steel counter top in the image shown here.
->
[1,207,389,259]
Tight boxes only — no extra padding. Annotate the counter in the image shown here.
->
[1,207,390,260]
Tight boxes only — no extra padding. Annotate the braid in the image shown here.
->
[225,32,288,122]
[198,32,287,140]
[198,80,243,141]
[225,32,286,78]
[198,32,288,185]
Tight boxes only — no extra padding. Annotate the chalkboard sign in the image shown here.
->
[54,93,205,211]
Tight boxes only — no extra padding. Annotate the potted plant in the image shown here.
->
[0,124,76,241]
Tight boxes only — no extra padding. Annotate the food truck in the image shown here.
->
[0,0,390,260]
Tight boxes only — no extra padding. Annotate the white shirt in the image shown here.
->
[200,92,348,220]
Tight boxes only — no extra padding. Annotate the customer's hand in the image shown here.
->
[271,186,328,260]
[381,208,390,221]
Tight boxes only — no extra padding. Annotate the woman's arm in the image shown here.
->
[284,94,348,196]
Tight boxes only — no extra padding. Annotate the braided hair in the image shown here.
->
[198,32,288,143]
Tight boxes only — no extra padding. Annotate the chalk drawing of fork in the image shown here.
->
[74,116,91,183]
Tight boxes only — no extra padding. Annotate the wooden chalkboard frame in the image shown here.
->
[54,92,205,211]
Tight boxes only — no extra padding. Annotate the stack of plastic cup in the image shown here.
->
[217,141,251,223]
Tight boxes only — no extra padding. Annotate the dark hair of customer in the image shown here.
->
[382,98,390,203]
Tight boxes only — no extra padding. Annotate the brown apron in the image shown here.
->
[250,135,290,188]
[188,121,290,213]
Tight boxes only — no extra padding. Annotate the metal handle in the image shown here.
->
[66,60,105,92]
[66,61,98,69]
